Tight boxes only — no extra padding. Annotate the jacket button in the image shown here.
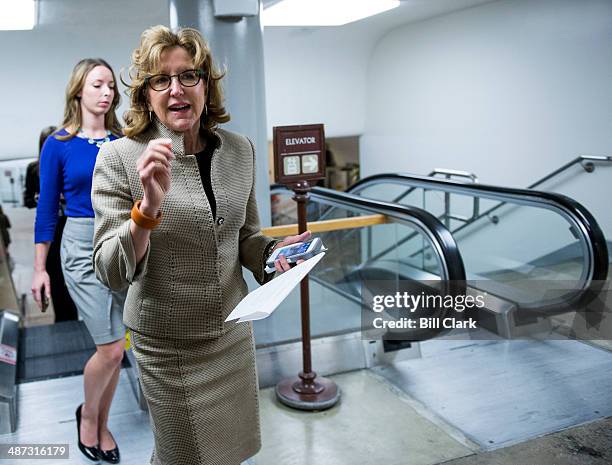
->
[217,217,224,226]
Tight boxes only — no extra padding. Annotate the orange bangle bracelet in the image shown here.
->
[131,200,162,230]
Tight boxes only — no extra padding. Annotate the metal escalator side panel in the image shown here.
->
[0,311,19,433]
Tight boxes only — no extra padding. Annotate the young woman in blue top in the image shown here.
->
[31,58,125,464]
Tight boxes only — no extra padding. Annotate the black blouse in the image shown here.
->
[195,132,220,220]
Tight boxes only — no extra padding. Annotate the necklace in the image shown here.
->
[78,128,112,148]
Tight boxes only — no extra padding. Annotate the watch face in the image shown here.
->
[301,154,319,174]
[283,155,301,176]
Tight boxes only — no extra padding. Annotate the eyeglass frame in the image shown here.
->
[145,69,205,92]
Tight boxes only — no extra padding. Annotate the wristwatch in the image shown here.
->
[264,240,281,263]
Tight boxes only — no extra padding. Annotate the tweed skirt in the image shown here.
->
[130,321,261,465]
[60,217,126,344]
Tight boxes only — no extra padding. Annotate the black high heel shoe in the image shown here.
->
[99,432,120,464]
[76,404,101,462]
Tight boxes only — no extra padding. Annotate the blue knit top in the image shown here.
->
[34,129,119,243]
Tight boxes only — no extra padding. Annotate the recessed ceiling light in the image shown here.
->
[0,0,36,31]
[263,0,400,27]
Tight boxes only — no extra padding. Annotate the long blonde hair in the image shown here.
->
[122,25,230,138]
[56,58,122,141]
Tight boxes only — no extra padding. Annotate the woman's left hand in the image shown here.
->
[273,230,312,273]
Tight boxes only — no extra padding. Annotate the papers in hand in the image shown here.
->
[225,252,326,323]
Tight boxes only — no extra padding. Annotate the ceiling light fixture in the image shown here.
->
[0,0,36,31]
[262,0,400,27]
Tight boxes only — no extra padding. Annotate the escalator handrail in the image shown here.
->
[344,173,608,283]
[270,184,466,282]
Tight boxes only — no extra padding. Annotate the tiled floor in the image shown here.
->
[4,372,153,465]
[2,369,476,465]
[255,370,474,465]
[5,352,612,465]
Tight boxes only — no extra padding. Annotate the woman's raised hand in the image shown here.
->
[137,138,174,216]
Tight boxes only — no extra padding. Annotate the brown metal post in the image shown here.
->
[295,184,313,377]
[275,181,340,409]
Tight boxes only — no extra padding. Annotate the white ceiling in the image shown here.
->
[262,0,500,38]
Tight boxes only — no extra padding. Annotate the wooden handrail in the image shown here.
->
[262,214,389,237]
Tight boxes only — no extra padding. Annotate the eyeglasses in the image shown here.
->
[146,69,203,92]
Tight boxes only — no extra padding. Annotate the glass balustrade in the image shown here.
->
[255,188,462,345]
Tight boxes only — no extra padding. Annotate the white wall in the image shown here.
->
[361,0,612,188]
[263,26,369,139]
[261,0,496,140]
[0,0,168,160]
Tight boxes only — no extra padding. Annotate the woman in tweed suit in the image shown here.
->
[92,26,307,465]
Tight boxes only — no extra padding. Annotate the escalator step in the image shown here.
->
[17,320,129,383]
[19,320,95,358]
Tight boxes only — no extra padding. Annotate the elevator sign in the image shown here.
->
[273,124,325,186]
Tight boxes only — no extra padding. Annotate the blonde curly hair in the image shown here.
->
[122,25,230,138]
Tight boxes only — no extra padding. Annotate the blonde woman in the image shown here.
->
[32,58,125,464]
[92,26,307,465]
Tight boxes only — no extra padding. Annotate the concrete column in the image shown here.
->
[169,0,271,225]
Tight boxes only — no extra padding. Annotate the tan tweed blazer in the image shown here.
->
[92,120,276,339]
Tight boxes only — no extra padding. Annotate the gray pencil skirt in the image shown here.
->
[130,322,261,465]
[60,217,126,345]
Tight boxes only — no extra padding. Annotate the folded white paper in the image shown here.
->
[225,252,326,323]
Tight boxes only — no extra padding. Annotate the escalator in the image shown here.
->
[268,170,608,341]
[254,190,467,384]
[260,172,611,448]
[347,173,608,280]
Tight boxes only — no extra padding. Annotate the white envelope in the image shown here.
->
[225,252,326,323]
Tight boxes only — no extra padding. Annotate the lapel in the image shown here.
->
[142,117,185,157]
[142,117,224,157]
